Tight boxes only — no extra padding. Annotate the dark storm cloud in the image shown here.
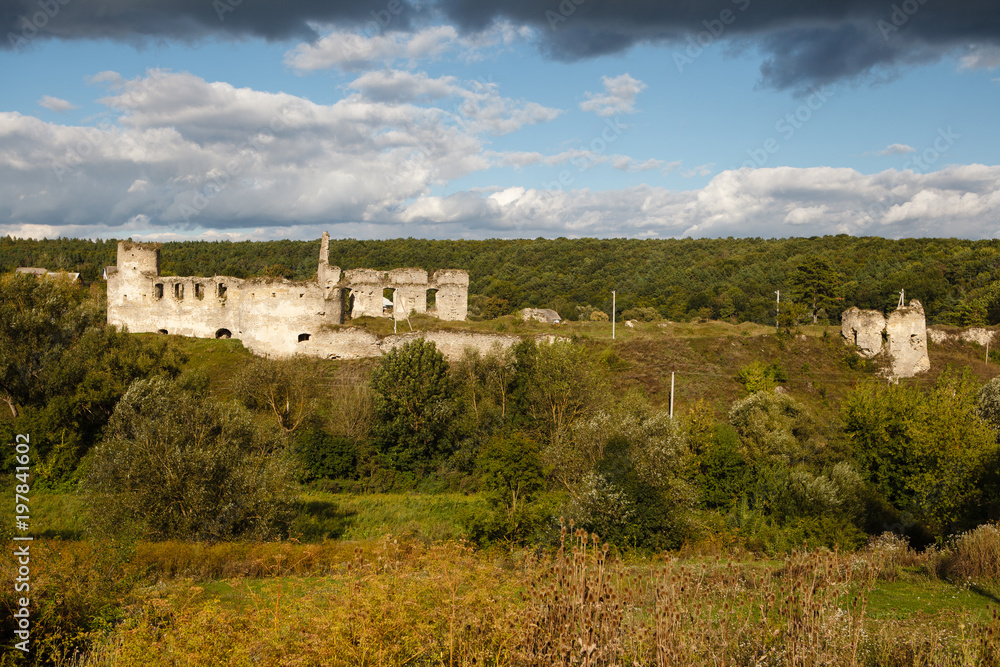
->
[439,0,1000,88]
[4,0,999,88]
[2,0,417,47]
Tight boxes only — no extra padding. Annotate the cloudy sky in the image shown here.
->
[1,0,998,241]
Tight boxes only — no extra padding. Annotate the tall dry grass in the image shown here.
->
[64,528,1000,667]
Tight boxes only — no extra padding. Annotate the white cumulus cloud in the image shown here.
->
[579,73,647,117]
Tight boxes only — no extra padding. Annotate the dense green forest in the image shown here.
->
[4,235,1000,325]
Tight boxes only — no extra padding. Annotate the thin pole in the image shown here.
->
[775,290,780,333]
[612,290,616,340]
[670,371,675,419]
[987,340,990,367]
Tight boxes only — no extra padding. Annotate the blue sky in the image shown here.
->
[1,0,998,241]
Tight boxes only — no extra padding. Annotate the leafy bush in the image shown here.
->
[589,310,609,322]
[83,377,298,541]
[735,360,787,394]
[845,373,999,538]
[294,425,359,481]
[621,306,660,322]
[729,390,809,463]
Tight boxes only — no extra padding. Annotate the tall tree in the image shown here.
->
[369,338,457,472]
[789,257,842,324]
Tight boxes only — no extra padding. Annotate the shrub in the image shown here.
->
[83,377,299,541]
[735,360,787,394]
[294,425,359,481]
[589,310,609,322]
[621,306,660,322]
[729,390,808,463]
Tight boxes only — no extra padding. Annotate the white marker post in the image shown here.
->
[612,290,616,340]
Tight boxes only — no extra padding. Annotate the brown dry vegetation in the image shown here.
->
[1,524,990,667]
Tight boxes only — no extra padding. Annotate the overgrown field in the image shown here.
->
[2,525,999,666]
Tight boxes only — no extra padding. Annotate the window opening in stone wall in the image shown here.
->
[427,288,438,311]
[218,283,227,298]
[154,283,163,300]
[343,289,355,320]
[298,333,311,342]
[195,284,204,300]
[215,328,232,339]
[383,288,395,316]
[174,283,183,300]
[157,329,168,335]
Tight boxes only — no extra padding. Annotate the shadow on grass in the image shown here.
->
[36,527,86,540]
[967,583,1000,605]
[290,499,356,542]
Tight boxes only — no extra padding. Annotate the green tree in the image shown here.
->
[844,373,999,537]
[83,377,298,541]
[234,356,321,433]
[369,338,457,472]
[0,273,100,417]
[517,340,606,447]
[789,257,842,324]
[477,432,545,517]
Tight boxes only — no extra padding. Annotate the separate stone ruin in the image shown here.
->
[927,327,997,347]
[841,300,930,378]
[107,233,480,359]
[521,308,562,324]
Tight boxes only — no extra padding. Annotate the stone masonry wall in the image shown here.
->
[107,233,472,359]
[840,300,929,378]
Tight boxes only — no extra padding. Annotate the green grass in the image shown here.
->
[0,486,87,540]
[867,578,1000,622]
[294,491,485,542]
[146,333,255,399]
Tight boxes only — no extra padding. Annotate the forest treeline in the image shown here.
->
[4,234,1000,325]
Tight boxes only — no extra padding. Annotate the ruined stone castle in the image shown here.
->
[841,300,930,379]
[107,233,474,359]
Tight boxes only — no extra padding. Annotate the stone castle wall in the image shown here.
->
[841,300,930,378]
[107,234,472,359]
